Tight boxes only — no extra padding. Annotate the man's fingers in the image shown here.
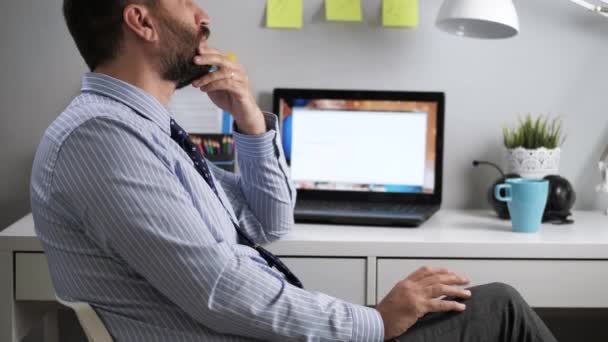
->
[195,49,239,66]
[199,78,244,94]
[192,68,237,88]
[407,266,450,282]
[194,53,232,69]
[426,284,472,299]
[419,273,470,287]
[426,299,466,313]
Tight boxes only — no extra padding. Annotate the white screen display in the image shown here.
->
[290,109,428,187]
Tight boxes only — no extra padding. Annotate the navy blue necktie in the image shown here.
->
[170,119,303,289]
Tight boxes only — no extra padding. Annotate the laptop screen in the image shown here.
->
[277,97,439,195]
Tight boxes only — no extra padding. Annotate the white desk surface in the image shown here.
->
[2,210,608,259]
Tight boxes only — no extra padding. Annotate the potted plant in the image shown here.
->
[503,115,566,179]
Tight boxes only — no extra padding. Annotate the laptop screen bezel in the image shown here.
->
[273,88,445,206]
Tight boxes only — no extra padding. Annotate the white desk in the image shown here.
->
[2,210,608,342]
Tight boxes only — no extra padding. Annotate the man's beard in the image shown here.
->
[157,14,212,90]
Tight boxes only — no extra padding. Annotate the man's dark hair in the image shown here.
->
[63,0,155,71]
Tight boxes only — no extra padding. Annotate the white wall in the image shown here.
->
[1,0,608,227]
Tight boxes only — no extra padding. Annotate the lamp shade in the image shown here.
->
[436,0,520,39]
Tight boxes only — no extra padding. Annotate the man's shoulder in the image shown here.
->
[45,92,139,145]
[31,92,165,213]
[32,92,152,184]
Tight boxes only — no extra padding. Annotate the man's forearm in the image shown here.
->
[232,101,266,136]
[208,257,384,341]
[232,113,296,243]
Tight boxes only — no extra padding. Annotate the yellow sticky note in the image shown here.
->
[267,0,303,29]
[383,0,418,27]
[326,0,362,22]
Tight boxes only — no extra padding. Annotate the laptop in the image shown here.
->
[273,89,445,227]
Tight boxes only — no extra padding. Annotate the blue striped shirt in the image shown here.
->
[30,73,383,341]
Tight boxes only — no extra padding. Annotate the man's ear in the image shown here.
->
[123,4,159,43]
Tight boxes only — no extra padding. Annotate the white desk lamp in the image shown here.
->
[598,146,608,215]
[436,0,608,39]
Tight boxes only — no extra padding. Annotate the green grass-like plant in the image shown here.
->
[503,115,565,149]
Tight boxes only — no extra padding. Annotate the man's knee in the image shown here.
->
[481,282,522,298]
[471,282,527,308]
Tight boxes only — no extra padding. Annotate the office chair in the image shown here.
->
[55,295,113,342]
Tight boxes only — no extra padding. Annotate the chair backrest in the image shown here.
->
[56,295,113,342]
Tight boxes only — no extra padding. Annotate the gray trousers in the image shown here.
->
[394,283,558,342]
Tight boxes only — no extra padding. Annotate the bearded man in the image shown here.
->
[30,1,557,341]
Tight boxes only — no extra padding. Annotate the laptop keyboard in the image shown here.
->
[297,200,434,215]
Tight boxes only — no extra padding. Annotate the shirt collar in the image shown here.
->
[81,72,172,134]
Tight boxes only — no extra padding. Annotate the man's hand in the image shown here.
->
[191,47,266,135]
[375,266,471,341]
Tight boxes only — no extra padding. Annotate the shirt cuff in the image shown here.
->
[348,304,385,342]
[232,112,279,158]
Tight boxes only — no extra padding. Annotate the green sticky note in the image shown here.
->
[326,0,363,22]
[383,0,418,27]
[267,0,303,29]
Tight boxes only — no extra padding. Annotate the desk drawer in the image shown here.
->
[377,259,608,308]
[15,253,55,301]
[13,253,368,305]
[281,258,367,305]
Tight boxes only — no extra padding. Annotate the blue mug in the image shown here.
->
[495,178,549,233]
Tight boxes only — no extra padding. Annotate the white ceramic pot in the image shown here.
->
[506,147,561,179]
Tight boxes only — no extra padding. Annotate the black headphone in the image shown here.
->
[542,210,574,225]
